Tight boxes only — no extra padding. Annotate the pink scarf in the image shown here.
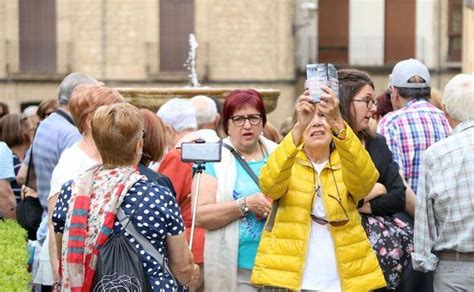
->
[60,165,143,292]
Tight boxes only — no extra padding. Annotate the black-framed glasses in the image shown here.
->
[230,114,262,127]
[310,185,349,227]
[353,98,377,108]
[141,128,147,138]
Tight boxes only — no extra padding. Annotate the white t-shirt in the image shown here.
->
[48,143,99,199]
[301,160,342,292]
[35,143,98,285]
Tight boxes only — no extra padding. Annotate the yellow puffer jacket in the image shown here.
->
[251,125,386,291]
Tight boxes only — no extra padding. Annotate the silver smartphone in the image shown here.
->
[306,63,339,103]
[181,140,222,163]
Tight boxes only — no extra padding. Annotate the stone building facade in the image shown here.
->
[0,0,471,128]
[0,0,296,126]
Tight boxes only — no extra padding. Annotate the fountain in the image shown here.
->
[117,34,280,113]
[185,33,200,88]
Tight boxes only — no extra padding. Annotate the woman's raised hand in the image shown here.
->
[318,86,345,134]
[293,91,316,144]
[245,192,272,219]
[295,91,316,129]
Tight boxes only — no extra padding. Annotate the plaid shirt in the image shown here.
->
[377,99,451,192]
[412,120,474,272]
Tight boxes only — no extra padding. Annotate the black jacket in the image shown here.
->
[365,134,406,216]
[138,163,176,196]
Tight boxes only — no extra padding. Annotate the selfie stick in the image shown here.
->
[188,161,205,250]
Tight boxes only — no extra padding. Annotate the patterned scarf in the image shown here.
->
[60,165,144,292]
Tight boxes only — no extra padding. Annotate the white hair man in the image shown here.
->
[157,98,205,290]
[413,73,474,291]
[157,98,198,149]
[190,95,221,142]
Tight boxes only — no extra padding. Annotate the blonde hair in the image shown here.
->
[92,103,144,166]
[69,84,125,133]
[430,88,443,110]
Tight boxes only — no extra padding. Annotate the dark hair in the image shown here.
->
[375,89,394,119]
[337,69,374,141]
[139,109,167,166]
[222,89,267,135]
[395,75,431,99]
[0,102,9,118]
[395,87,431,100]
[0,113,32,148]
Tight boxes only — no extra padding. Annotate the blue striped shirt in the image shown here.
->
[24,111,81,210]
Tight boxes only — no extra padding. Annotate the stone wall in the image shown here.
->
[0,0,297,127]
[463,6,474,73]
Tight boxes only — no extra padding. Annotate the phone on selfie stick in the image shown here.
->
[180,138,222,250]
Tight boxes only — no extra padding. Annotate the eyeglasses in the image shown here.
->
[230,114,262,127]
[310,185,349,227]
[353,98,377,108]
[141,128,147,138]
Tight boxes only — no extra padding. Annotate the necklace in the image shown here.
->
[236,142,266,162]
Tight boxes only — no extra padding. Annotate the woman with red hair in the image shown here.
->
[192,89,277,291]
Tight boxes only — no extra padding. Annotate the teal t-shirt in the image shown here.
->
[204,158,266,270]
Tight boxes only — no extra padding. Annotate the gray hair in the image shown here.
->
[57,73,99,105]
[23,105,38,117]
[190,95,218,127]
[442,73,474,122]
[157,98,197,132]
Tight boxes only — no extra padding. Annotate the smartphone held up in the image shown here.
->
[305,63,339,103]
[181,138,222,164]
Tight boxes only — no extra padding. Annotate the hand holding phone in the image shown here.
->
[306,63,339,103]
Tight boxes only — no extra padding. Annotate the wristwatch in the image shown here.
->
[332,126,347,139]
[237,198,249,216]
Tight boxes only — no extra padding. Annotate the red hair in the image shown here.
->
[375,89,394,120]
[222,89,267,135]
[139,109,167,165]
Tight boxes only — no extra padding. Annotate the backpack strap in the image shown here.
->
[56,109,75,126]
[116,208,175,279]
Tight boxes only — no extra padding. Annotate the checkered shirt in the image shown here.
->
[377,99,451,192]
[412,120,474,272]
[0,142,14,180]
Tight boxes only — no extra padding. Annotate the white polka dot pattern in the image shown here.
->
[52,179,185,291]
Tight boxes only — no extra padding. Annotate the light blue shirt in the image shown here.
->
[24,111,81,210]
[205,158,267,270]
[24,111,81,242]
[0,142,14,180]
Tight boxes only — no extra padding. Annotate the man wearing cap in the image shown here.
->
[413,73,474,291]
[377,59,451,193]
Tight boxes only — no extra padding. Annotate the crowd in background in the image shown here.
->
[0,59,473,292]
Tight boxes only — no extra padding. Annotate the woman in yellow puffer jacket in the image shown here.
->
[251,88,386,291]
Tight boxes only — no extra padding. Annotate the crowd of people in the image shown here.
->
[0,59,472,292]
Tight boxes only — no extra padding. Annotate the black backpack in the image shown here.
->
[92,207,176,291]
